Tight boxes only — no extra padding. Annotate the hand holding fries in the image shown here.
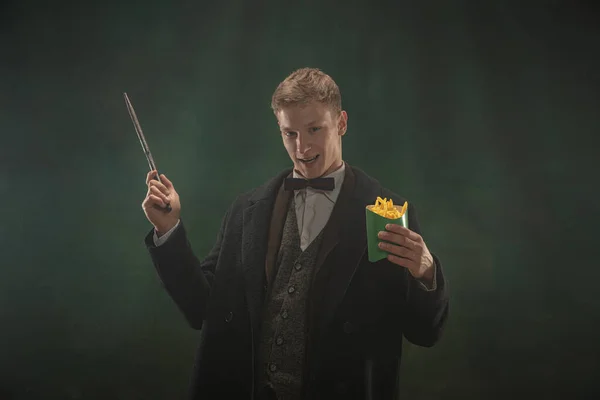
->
[142,170,181,235]
[377,222,434,281]
[366,197,434,281]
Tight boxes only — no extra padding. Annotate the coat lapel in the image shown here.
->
[310,164,381,341]
[241,169,291,334]
[265,184,292,287]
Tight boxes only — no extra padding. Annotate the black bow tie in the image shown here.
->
[284,177,335,191]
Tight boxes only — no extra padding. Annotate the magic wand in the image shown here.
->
[123,92,172,212]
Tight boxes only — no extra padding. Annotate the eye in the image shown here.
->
[309,126,321,133]
[284,131,297,137]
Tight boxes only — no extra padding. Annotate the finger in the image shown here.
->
[378,231,418,250]
[378,242,418,262]
[385,224,422,242]
[160,174,173,189]
[386,254,417,270]
[148,179,170,196]
[150,186,170,204]
[142,197,155,210]
[146,170,158,185]
[145,194,166,208]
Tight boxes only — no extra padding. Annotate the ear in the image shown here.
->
[338,110,348,136]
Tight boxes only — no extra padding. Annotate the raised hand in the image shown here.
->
[142,170,181,235]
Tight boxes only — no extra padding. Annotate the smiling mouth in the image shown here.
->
[298,155,319,164]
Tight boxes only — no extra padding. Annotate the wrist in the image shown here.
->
[420,264,435,282]
[155,221,177,237]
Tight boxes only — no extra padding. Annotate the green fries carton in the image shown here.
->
[365,197,408,262]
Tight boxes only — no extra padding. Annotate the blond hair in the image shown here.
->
[271,68,342,115]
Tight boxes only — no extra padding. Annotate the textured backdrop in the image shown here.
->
[1,0,599,399]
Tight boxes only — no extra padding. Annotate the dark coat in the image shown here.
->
[145,164,449,400]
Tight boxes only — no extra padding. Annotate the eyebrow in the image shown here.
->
[281,121,320,131]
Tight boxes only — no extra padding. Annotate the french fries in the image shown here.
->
[369,197,407,219]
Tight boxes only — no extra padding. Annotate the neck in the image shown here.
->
[323,159,344,176]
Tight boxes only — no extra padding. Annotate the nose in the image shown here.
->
[296,133,311,154]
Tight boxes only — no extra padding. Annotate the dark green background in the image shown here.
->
[2,0,599,398]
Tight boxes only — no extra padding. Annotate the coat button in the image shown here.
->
[269,363,277,372]
[288,286,296,294]
[225,311,233,323]
[343,321,354,334]
[276,337,284,345]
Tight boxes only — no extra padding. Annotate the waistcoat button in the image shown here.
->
[225,311,233,323]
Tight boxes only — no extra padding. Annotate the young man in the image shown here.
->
[143,68,449,400]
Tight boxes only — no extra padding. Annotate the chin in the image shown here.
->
[294,155,325,179]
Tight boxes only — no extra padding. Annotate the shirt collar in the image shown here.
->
[292,161,346,203]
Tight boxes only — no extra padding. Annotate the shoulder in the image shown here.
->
[225,167,292,211]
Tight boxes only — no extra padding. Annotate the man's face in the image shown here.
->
[276,101,348,179]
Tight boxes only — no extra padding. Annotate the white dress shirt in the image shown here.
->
[292,162,345,251]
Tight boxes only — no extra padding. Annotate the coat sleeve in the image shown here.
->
[400,202,449,347]
[144,210,229,330]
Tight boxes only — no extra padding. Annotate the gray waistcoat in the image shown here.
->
[257,195,325,400]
